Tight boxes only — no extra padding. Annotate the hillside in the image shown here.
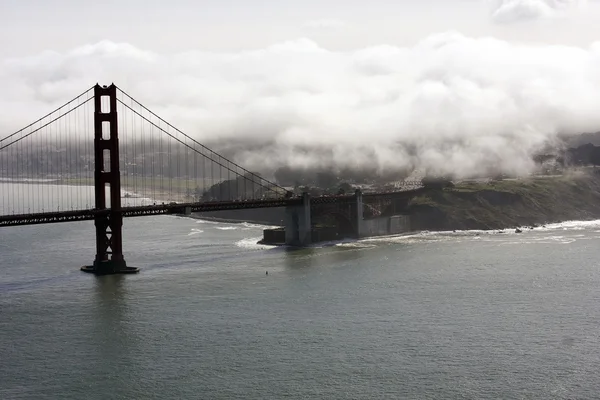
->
[408,170,600,231]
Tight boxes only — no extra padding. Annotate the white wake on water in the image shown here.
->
[195,219,220,225]
[537,219,600,231]
[351,218,600,245]
[240,222,279,230]
[235,237,276,250]
[200,217,600,249]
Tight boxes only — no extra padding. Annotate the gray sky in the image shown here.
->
[2,0,600,178]
[1,0,599,58]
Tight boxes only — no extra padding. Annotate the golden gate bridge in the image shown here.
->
[0,84,422,275]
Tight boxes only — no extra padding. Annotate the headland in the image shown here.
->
[195,169,600,243]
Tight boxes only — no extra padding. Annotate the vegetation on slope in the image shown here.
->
[407,170,600,231]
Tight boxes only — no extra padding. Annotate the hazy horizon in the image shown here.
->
[2,0,600,178]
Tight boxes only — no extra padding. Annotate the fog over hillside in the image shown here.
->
[3,1,600,179]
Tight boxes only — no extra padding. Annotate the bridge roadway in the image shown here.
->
[0,189,422,227]
[0,198,301,227]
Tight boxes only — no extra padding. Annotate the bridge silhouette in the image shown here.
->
[0,83,423,275]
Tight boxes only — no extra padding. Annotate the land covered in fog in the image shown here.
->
[3,135,600,189]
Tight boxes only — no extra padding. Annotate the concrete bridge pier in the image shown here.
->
[354,189,365,238]
[285,192,311,246]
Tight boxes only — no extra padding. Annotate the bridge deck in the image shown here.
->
[0,189,423,227]
[0,198,301,227]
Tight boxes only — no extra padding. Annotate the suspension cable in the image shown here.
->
[115,86,286,192]
[0,97,94,151]
[116,98,284,194]
[0,86,95,144]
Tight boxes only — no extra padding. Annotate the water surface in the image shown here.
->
[1,191,600,398]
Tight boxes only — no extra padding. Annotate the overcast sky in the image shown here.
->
[1,0,599,58]
[2,0,600,177]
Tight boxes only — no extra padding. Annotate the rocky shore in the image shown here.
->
[408,170,600,231]
[195,170,600,233]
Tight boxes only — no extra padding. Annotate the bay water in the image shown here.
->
[1,184,600,399]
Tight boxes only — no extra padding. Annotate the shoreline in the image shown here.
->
[405,171,600,232]
[183,171,600,243]
[184,213,278,227]
[7,170,600,235]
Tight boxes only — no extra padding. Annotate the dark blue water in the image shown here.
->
[2,212,600,399]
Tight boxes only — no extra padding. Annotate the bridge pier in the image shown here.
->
[285,192,311,246]
[81,84,138,275]
[354,189,365,238]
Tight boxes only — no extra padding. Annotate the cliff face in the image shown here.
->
[408,170,600,231]
[194,170,600,232]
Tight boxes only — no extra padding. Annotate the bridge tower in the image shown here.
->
[81,84,139,275]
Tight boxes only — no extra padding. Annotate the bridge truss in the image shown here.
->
[0,82,425,274]
[0,83,289,273]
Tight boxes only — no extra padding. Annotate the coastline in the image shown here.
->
[184,170,600,236]
[182,213,278,227]
[10,170,600,235]
[407,170,600,231]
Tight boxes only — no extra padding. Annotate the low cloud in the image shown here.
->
[2,34,600,179]
[489,0,587,23]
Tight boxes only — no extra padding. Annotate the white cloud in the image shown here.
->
[2,33,600,178]
[489,0,587,23]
